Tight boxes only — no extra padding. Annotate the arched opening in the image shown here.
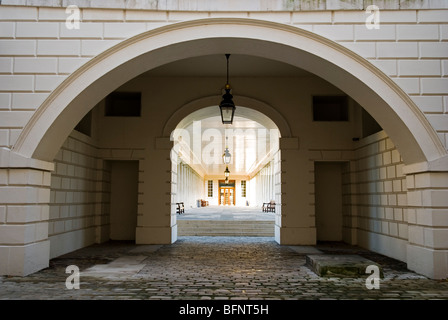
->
[170,105,281,239]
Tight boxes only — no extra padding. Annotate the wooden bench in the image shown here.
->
[262,203,269,212]
[268,201,276,213]
[176,202,185,215]
[201,200,209,207]
[262,201,276,213]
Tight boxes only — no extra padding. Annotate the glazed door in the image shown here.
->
[219,181,235,205]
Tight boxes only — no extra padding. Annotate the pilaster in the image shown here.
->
[0,166,52,275]
[135,137,177,244]
[405,170,448,279]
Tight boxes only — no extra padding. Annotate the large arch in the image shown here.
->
[13,18,446,166]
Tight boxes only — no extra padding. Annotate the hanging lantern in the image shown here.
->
[219,54,235,124]
[224,165,230,178]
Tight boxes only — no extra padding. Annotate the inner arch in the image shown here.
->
[171,105,281,238]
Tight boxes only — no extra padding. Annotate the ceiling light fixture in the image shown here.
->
[224,165,230,182]
[222,136,231,165]
[219,54,236,125]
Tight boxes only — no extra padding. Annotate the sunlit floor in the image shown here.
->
[177,205,275,221]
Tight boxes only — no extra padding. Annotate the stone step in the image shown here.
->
[306,254,384,278]
[177,220,275,237]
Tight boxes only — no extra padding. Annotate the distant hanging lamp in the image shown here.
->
[222,136,231,165]
[219,54,236,125]
[224,165,230,182]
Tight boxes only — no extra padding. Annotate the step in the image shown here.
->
[177,220,275,237]
[306,254,384,278]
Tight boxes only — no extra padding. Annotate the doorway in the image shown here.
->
[219,180,235,205]
[109,161,139,240]
[314,162,345,242]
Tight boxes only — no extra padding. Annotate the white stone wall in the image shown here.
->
[406,170,448,278]
[0,166,51,275]
[352,131,409,262]
[0,2,447,278]
[49,128,147,258]
[307,131,409,262]
[49,131,102,258]
[0,5,447,150]
[1,0,447,10]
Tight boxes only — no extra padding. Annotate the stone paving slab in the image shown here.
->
[82,264,147,279]
[82,255,148,279]
[288,246,323,255]
[0,237,447,300]
[306,254,384,278]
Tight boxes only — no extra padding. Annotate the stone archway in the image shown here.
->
[3,18,447,278]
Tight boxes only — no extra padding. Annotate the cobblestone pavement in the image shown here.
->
[1,236,447,300]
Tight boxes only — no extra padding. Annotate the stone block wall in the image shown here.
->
[308,130,410,264]
[352,131,409,262]
[0,4,447,151]
[406,170,448,278]
[0,166,51,275]
[48,131,103,258]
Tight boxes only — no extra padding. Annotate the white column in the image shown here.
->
[405,170,448,279]
[136,137,177,244]
[277,137,315,245]
[0,163,53,275]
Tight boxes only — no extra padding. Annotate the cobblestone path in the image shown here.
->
[1,237,447,300]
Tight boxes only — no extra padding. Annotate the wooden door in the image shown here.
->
[219,180,235,205]
[109,161,139,240]
[315,162,344,241]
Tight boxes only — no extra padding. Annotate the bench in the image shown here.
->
[262,203,269,212]
[176,202,185,215]
[262,201,276,213]
[201,200,209,207]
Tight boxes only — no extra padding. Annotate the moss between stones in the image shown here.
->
[306,255,384,278]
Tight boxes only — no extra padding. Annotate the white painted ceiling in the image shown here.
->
[144,54,312,77]
[178,115,278,178]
